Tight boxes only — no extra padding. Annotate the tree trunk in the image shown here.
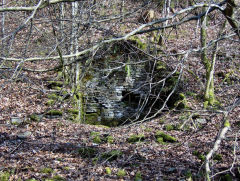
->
[200,7,216,108]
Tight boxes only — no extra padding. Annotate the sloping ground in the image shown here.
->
[0,71,240,180]
[0,6,240,181]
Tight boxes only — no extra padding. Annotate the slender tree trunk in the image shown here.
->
[71,1,84,122]
[1,0,5,58]
[200,7,216,107]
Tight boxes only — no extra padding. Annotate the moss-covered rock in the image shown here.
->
[135,171,142,181]
[127,134,145,143]
[46,99,55,106]
[29,114,41,122]
[0,171,10,181]
[117,169,126,178]
[156,137,166,145]
[128,36,147,50]
[50,175,65,181]
[67,109,79,115]
[174,93,190,110]
[107,136,114,144]
[47,93,59,100]
[164,124,175,131]
[46,110,63,117]
[155,131,177,143]
[47,81,63,89]
[105,167,112,175]
[85,113,100,125]
[41,167,53,174]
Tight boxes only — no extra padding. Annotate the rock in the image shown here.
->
[196,118,207,124]
[17,131,31,139]
[11,117,23,125]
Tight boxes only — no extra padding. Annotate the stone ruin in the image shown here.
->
[75,38,179,126]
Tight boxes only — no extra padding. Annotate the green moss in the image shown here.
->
[29,114,41,122]
[47,81,63,89]
[221,174,232,181]
[84,113,100,125]
[186,91,197,97]
[0,171,10,181]
[164,124,175,131]
[26,179,37,181]
[158,119,165,124]
[41,167,53,174]
[90,132,100,136]
[77,147,97,158]
[224,120,230,127]
[93,135,102,144]
[155,131,177,143]
[67,109,79,115]
[144,127,152,132]
[156,61,167,71]
[213,153,223,161]
[105,167,112,175]
[174,93,189,110]
[185,170,192,180]
[117,169,126,178]
[100,150,122,161]
[128,36,147,50]
[47,93,59,100]
[51,86,62,91]
[51,175,65,181]
[63,167,70,171]
[107,136,114,144]
[127,134,145,143]
[156,137,166,145]
[46,110,63,116]
[192,151,205,161]
[135,171,142,181]
[46,100,55,106]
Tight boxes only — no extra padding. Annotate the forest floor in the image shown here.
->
[0,10,240,181]
[0,58,239,181]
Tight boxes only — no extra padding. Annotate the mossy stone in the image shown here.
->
[0,171,10,181]
[135,171,142,181]
[47,81,63,89]
[41,167,53,174]
[127,134,145,143]
[84,113,100,125]
[117,169,126,178]
[159,119,165,124]
[105,167,112,175]
[47,93,59,100]
[107,136,114,144]
[67,109,79,115]
[51,175,65,181]
[128,36,147,50]
[46,110,63,117]
[93,135,102,144]
[164,124,175,131]
[155,131,177,142]
[29,114,41,122]
[156,137,166,145]
[46,100,55,106]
